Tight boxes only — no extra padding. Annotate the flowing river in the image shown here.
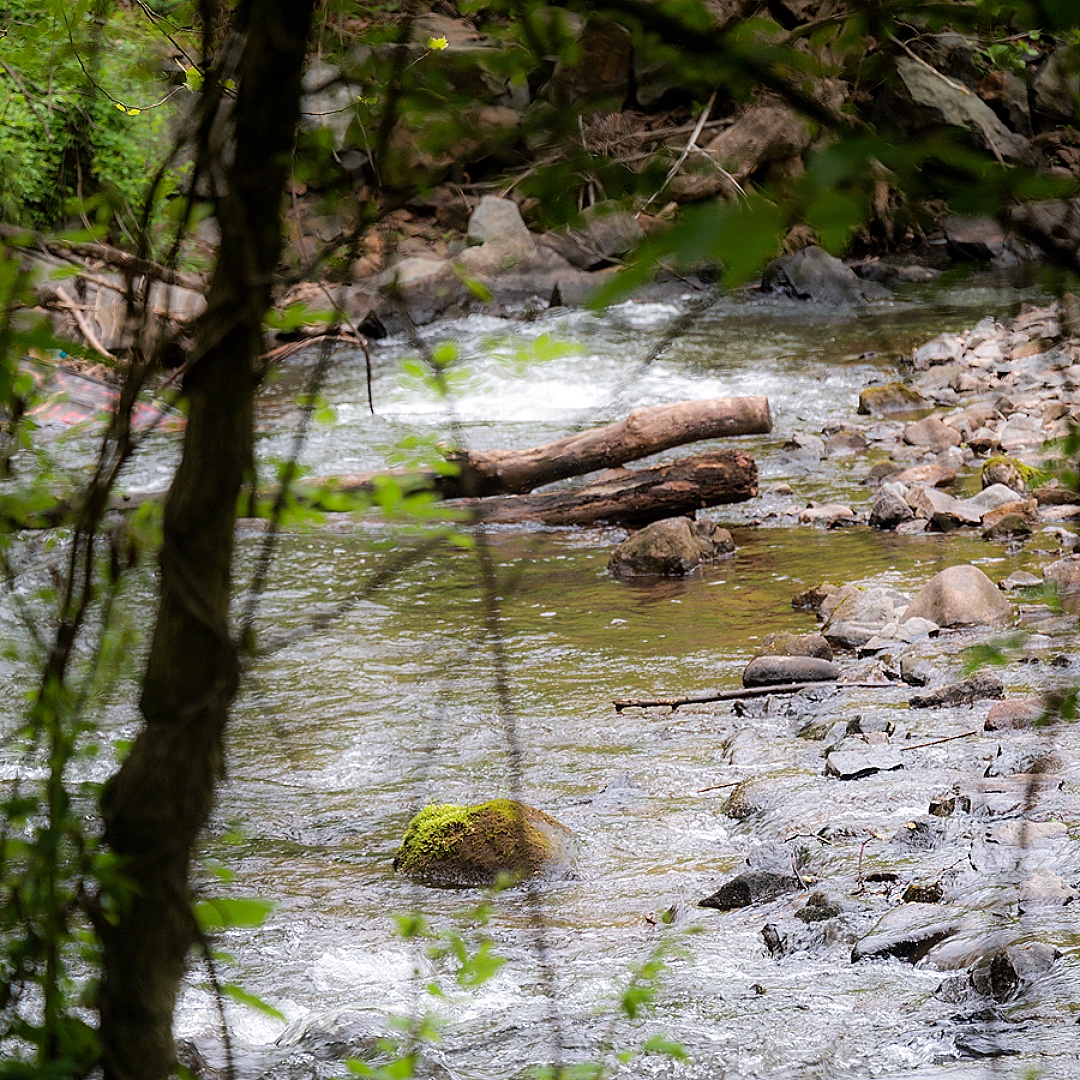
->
[5,270,1080,1079]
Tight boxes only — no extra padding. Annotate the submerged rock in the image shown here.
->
[969,942,1061,1003]
[901,565,1012,628]
[825,746,904,779]
[851,902,965,963]
[796,891,842,923]
[1019,867,1078,909]
[699,870,801,911]
[608,516,734,578]
[393,799,574,887]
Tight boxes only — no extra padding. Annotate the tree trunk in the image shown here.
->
[454,449,758,526]
[97,4,314,1079]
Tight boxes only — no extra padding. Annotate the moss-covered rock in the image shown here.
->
[857,382,926,416]
[980,455,1049,493]
[393,799,574,888]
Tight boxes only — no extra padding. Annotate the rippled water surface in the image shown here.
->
[7,272,1080,1079]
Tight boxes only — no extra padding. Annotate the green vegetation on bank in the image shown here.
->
[0,0,180,234]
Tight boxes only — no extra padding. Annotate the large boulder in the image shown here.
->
[901,564,1012,627]
[608,517,734,578]
[465,196,536,261]
[761,245,891,305]
[882,57,1030,163]
[393,799,574,887]
[668,101,811,202]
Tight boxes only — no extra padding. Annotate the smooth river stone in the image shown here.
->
[742,655,839,687]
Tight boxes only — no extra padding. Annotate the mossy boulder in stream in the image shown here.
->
[393,799,574,888]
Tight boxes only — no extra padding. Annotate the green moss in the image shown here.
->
[393,798,572,888]
[981,455,1051,492]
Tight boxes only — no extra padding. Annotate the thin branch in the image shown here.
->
[637,90,717,218]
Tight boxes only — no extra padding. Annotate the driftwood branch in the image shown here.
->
[614,680,897,712]
[455,394,770,496]
[457,448,757,525]
[53,286,116,360]
[0,223,205,292]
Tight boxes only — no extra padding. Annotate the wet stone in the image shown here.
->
[870,487,914,530]
[984,698,1045,731]
[902,880,944,904]
[825,746,904,779]
[1019,867,1078,908]
[795,890,842,923]
[903,416,963,451]
[891,817,946,852]
[900,656,935,686]
[909,672,1004,708]
[761,922,787,958]
[742,655,839,687]
[851,903,964,963]
[858,382,928,416]
[755,632,833,661]
[699,871,802,911]
[999,570,1042,591]
[969,942,1061,1003]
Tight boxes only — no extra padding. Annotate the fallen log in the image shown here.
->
[283,395,771,502]
[450,395,771,496]
[455,448,758,526]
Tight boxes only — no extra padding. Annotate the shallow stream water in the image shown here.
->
[7,270,1080,1079]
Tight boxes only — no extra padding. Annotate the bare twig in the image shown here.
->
[900,729,981,752]
[892,36,971,96]
[613,680,894,712]
[53,286,116,360]
[637,90,717,218]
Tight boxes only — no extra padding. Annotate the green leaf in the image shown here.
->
[642,1035,689,1060]
[194,896,275,932]
[220,983,286,1022]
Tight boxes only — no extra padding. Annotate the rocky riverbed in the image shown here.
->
[153,281,1080,1080]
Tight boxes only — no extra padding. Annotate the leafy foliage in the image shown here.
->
[0,0,181,237]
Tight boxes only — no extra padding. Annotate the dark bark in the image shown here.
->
[455,448,758,525]
[452,395,771,496]
[97,3,315,1079]
[282,395,770,503]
